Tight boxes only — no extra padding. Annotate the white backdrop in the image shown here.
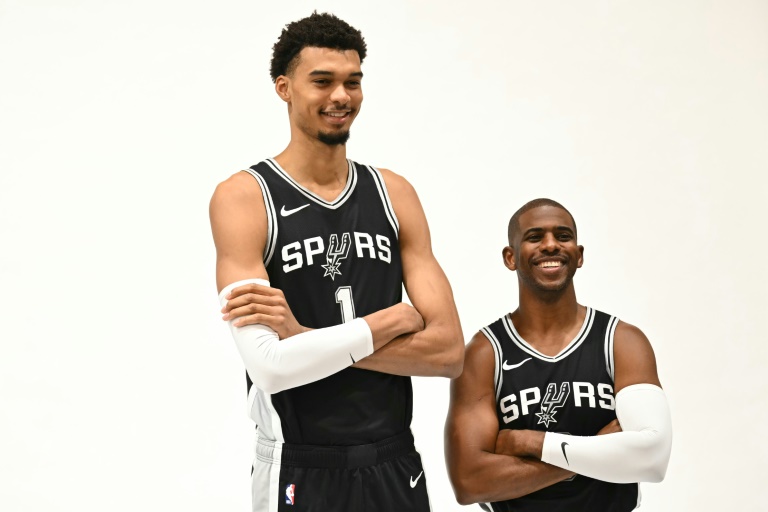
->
[2,1,767,511]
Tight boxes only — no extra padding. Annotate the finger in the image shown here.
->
[225,303,273,321]
[232,312,281,328]
[227,283,278,300]
[222,292,274,312]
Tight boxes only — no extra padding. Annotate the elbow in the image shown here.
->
[642,432,672,483]
[632,438,671,483]
[639,460,667,483]
[246,365,289,395]
[441,335,465,379]
[454,491,476,507]
[448,466,502,505]
[446,360,464,379]
[644,452,670,483]
[441,354,463,379]
[450,476,482,506]
[451,477,509,505]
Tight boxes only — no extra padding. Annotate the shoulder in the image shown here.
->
[613,319,661,391]
[614,320,653,351]
[210,171,265,216]
[452,331,496,393]
[374,168,425,234]
[464,331,496,373]
[375,167,418,202]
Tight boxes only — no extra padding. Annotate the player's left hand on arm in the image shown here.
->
[221,282,308,339]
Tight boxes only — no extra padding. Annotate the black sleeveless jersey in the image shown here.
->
[242,158,411,446]
[480,308,640,512]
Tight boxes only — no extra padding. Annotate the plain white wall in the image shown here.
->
[1,1,766,510]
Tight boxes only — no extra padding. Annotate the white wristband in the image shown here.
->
[541,384,672,483]
[219,279,374,394]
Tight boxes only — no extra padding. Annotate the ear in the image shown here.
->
[502,246,516,271]
[275,76,290,103]
[576,245,584,268]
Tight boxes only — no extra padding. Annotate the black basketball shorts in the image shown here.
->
[251,430,431,512]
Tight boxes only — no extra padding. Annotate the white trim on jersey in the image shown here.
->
[265,393,284,443]
[263,158,357,209]
[480,327,504,400]
[243,168,278,266]
[604,315,620,382]
[366,165,400,236]
[502,308,595,363]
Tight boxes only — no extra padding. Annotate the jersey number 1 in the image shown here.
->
[335,286,356,323]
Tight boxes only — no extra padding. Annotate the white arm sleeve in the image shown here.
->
[219,279,374,394]
[540,383,672,483]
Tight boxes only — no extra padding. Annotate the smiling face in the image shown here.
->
[275,46,363,146]
[503,205,584,293]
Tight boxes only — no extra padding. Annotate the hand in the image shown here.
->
[597,419,622,435]
[495,429,544,459]
[221,283,307,339]
[398,302,425,334]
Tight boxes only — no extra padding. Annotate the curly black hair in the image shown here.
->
[270,12,367,82]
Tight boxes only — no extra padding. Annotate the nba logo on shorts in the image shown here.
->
[285,484,295,505]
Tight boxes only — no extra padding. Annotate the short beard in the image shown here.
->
[317,130,350,146]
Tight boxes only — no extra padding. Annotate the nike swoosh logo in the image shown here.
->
[350,353,356,364]
[502,357,532,371]
[280,204,310,217]
[410,471,423,488]
[561,442,570,465]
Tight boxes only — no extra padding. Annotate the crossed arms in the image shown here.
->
[445,322,672,505]
[209,168,464,393]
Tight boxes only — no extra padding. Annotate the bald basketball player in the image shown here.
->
[445,198,671,511]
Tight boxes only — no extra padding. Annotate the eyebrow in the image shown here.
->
[308,70,364,78]
[522,226,575,236]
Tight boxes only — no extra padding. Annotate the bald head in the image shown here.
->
[507,198,577,246]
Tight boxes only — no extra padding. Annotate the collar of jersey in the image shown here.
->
[264,158,357,209]
[502,307,595,363]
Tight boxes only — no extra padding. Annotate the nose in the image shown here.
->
[540,233,558,253]
[329,83,351,105]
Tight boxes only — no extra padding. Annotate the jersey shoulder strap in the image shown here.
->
[241,161,278,266]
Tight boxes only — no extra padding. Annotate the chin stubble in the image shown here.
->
[317,130,351,146]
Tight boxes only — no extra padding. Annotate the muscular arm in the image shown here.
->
[351,169,464,378]
[507,322,672,483]
[445,332,574,505]
[210,172,422,393]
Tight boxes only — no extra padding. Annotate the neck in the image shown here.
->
[274,127,349,187]
[511,282,583,350]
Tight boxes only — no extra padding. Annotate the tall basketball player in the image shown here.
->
[209,12,463,512]
[445,199,672,511]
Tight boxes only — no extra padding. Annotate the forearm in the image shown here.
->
[362,302,426,351]
[221,279,373,393]
[451,451,573,505]
[540,384,672,483]
[221,280,423,392]
[352,318,464,377]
